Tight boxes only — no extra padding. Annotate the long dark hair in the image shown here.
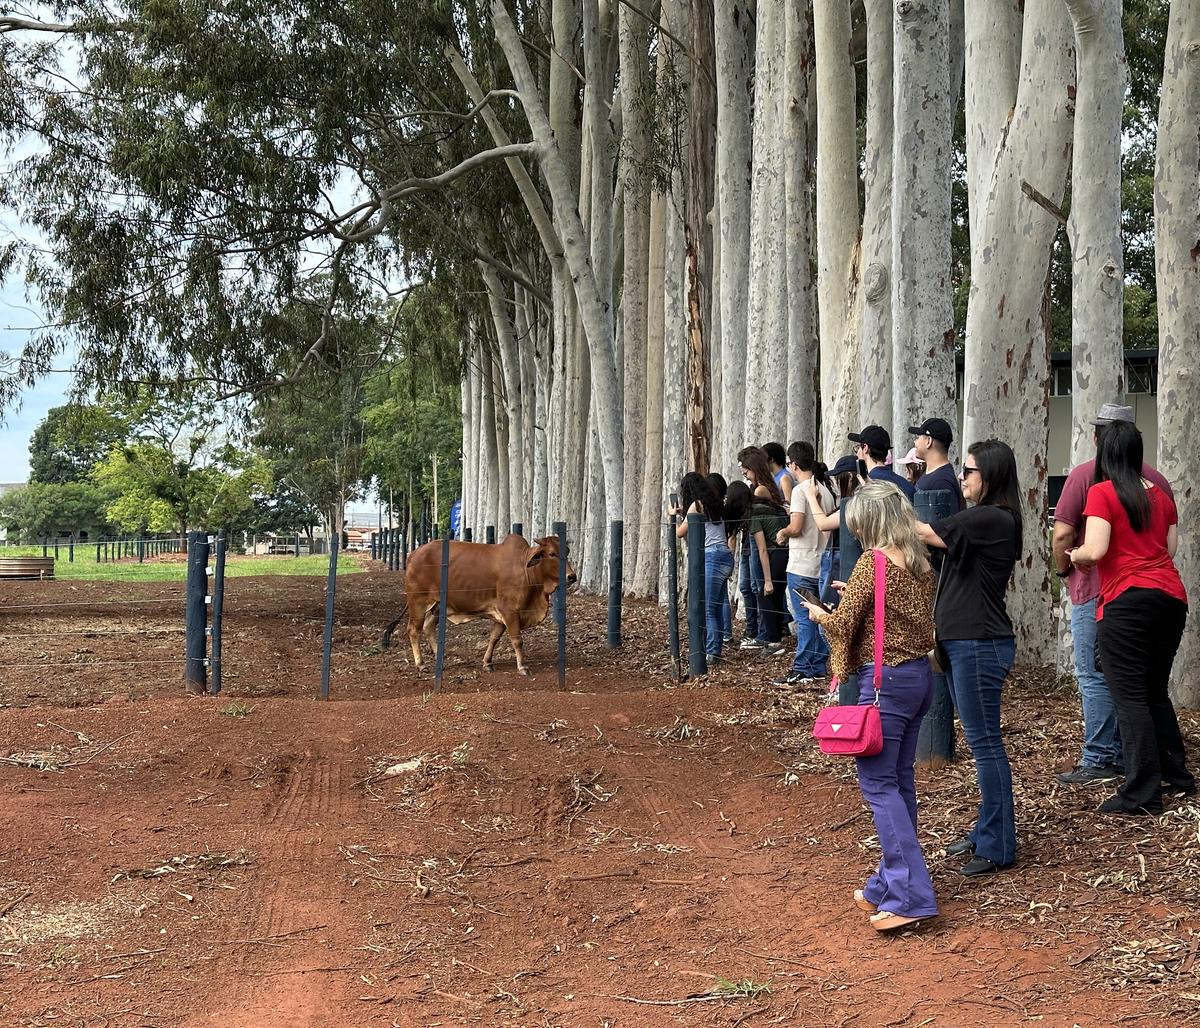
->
[737,446,785,506]
[679,471,723,523]
[1095,420,1150,532]
[968,439,1023,545]
[786,440,835,498]
[724,480,752,539]
[706,472,728,499]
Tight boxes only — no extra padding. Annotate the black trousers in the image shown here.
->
[758,547,790,644]
[1096,588,1193,810]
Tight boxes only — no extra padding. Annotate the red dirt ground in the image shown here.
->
[2,563,1198,1026]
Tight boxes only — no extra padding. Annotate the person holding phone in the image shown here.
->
[915,440,1021,877]
[774,441,835,685]
[802,482,938,932]
[669,473,734,660]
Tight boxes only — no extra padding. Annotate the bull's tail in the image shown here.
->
[380,597,409,649]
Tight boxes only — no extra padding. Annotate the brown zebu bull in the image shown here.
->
[381,534,576,676]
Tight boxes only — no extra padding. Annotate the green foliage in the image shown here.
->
[0,481,115,540]
[28,404,129,485]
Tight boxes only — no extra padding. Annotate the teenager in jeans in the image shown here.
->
[708,472,734,645]
[738,447,787,651]
[804,482,938,931]
[1052,404,1173,786]
[1069,421,1194,815]
[773,441,834,685]
[725,481,756,644]
[916,440,1021,877]
[670,472,734,660]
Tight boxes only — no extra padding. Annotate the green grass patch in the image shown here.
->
[219,701,255,718]
[0,545,364,583]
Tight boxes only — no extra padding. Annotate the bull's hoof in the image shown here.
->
[483,663,495,673]
[518,667,531,678]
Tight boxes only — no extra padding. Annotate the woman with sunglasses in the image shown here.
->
[915,440,1021,877]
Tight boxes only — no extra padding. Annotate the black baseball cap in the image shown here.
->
[847,425,891,452]
[908,417,953,448]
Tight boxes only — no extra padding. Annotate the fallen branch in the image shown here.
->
[0,890,33,919]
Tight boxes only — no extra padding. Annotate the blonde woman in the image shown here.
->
[802,482,938,931]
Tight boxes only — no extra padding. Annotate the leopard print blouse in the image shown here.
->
[814,551,935,682]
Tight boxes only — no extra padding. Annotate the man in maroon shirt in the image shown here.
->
[1051,404,1174,785]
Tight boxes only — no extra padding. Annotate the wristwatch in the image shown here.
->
[1055,567,1071,579]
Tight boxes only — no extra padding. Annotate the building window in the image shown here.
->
[1125,359,1157,395]
[1050,365,1072,397]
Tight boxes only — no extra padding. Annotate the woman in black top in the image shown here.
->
[916,440,1021,878]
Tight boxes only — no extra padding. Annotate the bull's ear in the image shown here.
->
[526,545,545,567]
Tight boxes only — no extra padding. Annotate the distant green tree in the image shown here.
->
[0,481,115,540]
[27,404,129,484]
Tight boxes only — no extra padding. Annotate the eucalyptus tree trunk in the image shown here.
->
[684,0,716,474]
[1065,0,1126,467]
[784,0,816,445]
[461,350,477,534]
[618,0,651,580]
[813,0,861,452]
[714,0,755,475]
[963,1,1022,263]
[859,0,894,433]
[662,171,689,595]
[1155,0,1200,704]
[744,0,789,447]
[492,0,624,525]
[479,259,524,528]
[516,282,539,523]
[891,0,955,442]
[962,4,1075,663]
[479,340,501,531]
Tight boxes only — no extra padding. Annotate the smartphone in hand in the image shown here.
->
[793,585,835,613]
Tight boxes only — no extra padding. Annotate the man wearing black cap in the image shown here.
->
[910,417,964,514]
[848,425,915,501]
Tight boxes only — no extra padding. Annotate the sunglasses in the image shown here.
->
[961,466,980,478]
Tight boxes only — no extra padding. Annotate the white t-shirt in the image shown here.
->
[787,479,834,579]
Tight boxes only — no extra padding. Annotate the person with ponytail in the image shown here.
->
[1069,420,1193,815]
[738,447,790,653]
[915,439,1021,877]
[669,472,735,660]
[774,441,835,684]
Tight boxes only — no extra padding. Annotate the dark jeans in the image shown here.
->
[757,547,789,644]
[943,637,1017,866]
[855,659,939,918]
[739,545,760,640]
[1096,588,1193,811]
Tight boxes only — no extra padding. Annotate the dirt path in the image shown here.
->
[1,572,1198,1026]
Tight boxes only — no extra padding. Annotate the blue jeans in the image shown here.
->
[1071,598,1122,768]
[739,545,761,640]
[786,572,829,677]
[943,637,1017,866]
[705,547,735,657]
[720,583,732,641]
[819,546,836,605]
[855,659,939,918]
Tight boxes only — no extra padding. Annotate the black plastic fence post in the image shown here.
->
[53,538,59,560]
[184,531,210,695]
[210,530,227,696]
[138,537,145,563]
[42,538,47,558]
[434,533,451,690]
[68,538,74,563]
[96,542,101,563]
[914,488,956,765]
[511,522,523,538]
[486,525,496,545]
[463,527,473,542]
[667,516,681,677]
[295,532,301,558]
[608,520,623,648]
[555,521,568,690]
[685,513,707,677]
[320,530,339,700]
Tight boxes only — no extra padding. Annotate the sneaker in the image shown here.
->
[960,856,1011,878]
[763,643,787,658]
[944,838,975,857]
[771,672,819,687]
[739,638,765,651]
[1098,794,1161,816]
[1056,764,1123,786]
[1163,779,1198,798]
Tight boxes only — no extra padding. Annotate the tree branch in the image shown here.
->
[1021,179,1069,226]
[0,16,77,33]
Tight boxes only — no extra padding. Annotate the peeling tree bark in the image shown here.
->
[891,0,955,442]
[1155,0,1200,704]
[859,0,894,432]
[962,4,1075,663]
[1065,0,1126,467]
[714,0,755,475]
[813,0,861,452]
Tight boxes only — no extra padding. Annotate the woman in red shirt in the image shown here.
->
[1070,421,1194,814]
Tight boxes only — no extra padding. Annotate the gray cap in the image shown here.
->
[1093,403,1135,426]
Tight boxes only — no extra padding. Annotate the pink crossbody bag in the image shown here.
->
[811,550,886,757]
